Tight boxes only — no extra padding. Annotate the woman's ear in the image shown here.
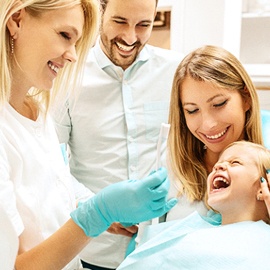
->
[256,189,263,201]
[6,8,25,38]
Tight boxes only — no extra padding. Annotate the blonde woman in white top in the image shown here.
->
[0,0,177,269]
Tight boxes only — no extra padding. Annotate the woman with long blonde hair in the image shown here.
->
[167,45,263,216]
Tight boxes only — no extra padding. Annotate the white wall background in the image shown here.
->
[153,0,270,110]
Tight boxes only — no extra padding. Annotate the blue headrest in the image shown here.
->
[261,109,270,149]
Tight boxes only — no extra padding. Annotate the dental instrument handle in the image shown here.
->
[152,123,171,225]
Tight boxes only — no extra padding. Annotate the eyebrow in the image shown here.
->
[182,94,225,106]
[111,15,127,20]
[111,15,152,24]
[206,94,225,103]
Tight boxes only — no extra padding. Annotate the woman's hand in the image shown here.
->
[107,222,138,237]
[261,170,270,216]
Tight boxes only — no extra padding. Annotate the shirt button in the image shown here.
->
[130,165,136,171]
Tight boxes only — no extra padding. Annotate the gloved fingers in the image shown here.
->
[164,198,178,212]
[149,197,169,211]
[148,170,156,176]
[141,167,168,190]
[150,197,178,213]
[149,176,170,200]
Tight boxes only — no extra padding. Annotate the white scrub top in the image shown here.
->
[0,206,18,270]
[0,104,91,269]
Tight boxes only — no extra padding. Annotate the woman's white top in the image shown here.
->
[0,205,19,270]
[0,104,91,269]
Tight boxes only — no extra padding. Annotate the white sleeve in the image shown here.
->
[0,132,24,236]
[71,174,95,203]
[0,205,19,270]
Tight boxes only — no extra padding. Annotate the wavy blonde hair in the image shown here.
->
[222,141,270,178]
[1,0,100,110]
[214,140,270,223]
[168,45,263,202]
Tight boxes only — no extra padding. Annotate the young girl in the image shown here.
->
[118,141,270,269]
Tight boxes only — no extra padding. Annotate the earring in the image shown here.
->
[257,194,261,201]
[11,37,14,54]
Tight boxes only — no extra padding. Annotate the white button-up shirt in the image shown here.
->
[54,39,183,268]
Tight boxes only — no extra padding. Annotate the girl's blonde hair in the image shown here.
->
[168,45,263,202]
[223,141,270,180]
[1,0,100,110]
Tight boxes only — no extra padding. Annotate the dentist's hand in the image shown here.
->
[70,167,177,237]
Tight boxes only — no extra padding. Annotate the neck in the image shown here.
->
[204,149,221,174]
[220,204,269,225]
[9,96,38,121]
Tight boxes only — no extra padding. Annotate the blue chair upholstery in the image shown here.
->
[261,109,270,149]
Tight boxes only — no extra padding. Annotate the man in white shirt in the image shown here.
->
[54,0,183,269]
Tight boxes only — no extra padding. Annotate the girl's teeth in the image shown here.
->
[213,177,230,189]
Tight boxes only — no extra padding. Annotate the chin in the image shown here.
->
[42,81,54,91]
[207,198,221,210]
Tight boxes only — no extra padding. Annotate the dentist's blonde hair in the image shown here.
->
[1,0,100,110]
[168,45,263,202]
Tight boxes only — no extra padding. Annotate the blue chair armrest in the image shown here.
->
[261,109,270,149]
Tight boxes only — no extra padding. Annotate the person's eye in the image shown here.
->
[214,99,228,108]
[60,32,71,40]
[185,108,199,115]
[138,23,151,28]
[114,20,126,25]
[231,160,241,165]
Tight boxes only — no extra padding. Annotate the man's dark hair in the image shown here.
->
[100,0,158,13]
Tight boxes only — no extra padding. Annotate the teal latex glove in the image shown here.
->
[70,167,177,237]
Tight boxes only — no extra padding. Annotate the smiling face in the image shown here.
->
[100,0,156,70]
[181,77,250,156]
[10,5,84,92]
[207,144,261,219]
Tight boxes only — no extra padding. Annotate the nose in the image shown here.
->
[213,162,227,171]
[201,112,218,130]
[122,26,137,45]
[63,45,78,63]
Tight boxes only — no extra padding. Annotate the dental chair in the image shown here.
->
[261,109,270,149]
